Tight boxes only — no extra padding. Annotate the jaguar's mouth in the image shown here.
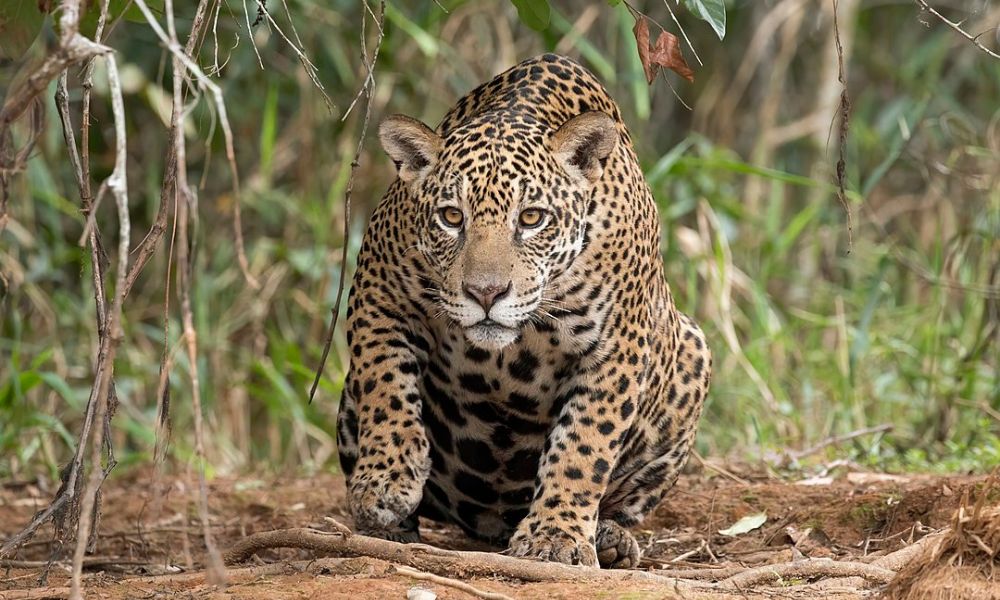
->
[465,319,520,350]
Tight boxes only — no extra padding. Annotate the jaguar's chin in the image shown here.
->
[465,320,521,350]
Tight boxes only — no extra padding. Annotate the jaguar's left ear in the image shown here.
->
[379,115,443,184]
[550,111,619,184]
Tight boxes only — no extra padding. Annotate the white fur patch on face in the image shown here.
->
[465,322,520,350]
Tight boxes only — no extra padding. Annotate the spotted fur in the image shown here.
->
[336,54,711,568]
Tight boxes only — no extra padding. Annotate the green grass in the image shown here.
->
[0,0,997,479]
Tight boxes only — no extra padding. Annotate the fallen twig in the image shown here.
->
[394,565,514,600]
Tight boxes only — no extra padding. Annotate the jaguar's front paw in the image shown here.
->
[348,471,423,534]
[508,523,597,566]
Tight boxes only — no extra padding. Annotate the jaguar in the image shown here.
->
[336,53,711,569]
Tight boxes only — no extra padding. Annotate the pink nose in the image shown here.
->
[463,281,512,312]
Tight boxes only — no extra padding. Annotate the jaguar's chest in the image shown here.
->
[414,321,586,535]
[419,322,570,436]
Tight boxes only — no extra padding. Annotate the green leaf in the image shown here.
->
[684,0,726,40]
[607,0,623,5]
[511,0,550,32]
[0,0,45,61]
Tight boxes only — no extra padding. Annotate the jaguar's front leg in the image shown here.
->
[338,301,431,541]
[507,348,643,566]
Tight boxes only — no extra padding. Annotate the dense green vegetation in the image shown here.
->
[1,0,998,479]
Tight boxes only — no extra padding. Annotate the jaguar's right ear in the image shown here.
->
[379,115,442,184]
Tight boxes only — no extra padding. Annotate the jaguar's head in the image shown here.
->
[379,111,619,350]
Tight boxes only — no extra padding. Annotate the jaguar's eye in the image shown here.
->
[518,208,546,229]
[439,207,464,228]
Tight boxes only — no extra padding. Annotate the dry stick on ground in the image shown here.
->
[0,1,116,562]
[394,565,514,600]
[308,0,386,405]
[913,0,1000,60]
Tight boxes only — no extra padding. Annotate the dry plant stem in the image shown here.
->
[132,0,258,290]
[308,0,386,404]
[789,423,893,461]
[145,0,213,478]
[831,0,854,253]
[159,0,226,585]
[0,1,109,133]
[914,0,1000,60]
[252,0,334,113]
[0,0,107,234]
[0,7,114,562]
[659,0,703,66]
[394,565,514,600]
[69,48,131,600]
[121,0,213,299]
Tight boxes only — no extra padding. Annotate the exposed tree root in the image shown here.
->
[223,517,972,594]
[720,558,896,588]
[223,526,713,590]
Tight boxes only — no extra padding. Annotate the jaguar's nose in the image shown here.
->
[463,280,512,312]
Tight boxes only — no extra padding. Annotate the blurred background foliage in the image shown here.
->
[1,0,998,481]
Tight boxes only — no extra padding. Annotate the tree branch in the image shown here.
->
[914,0,1000,60]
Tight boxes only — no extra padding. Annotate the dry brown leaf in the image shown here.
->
[632,16,695,85]
[632,17,657,84]
[651,29,694,83]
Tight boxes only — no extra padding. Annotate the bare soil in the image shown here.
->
[0,467,993,599]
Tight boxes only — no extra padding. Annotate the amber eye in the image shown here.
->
[518,208,545,229]
[438,207,464,228]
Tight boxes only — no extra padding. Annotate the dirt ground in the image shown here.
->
[0,465,993,599]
